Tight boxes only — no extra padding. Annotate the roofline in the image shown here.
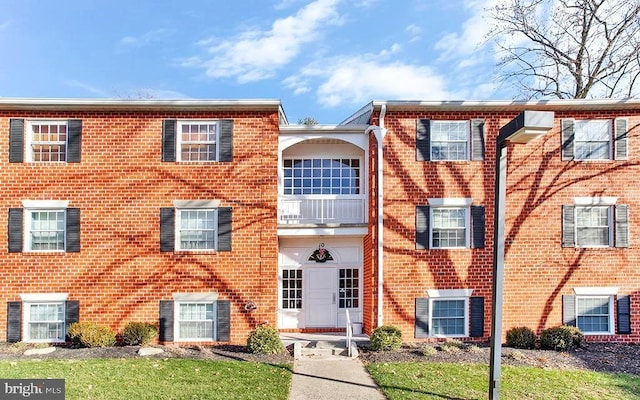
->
[279,124,370,133]
[370,98,640,112]
[0,97,285,113]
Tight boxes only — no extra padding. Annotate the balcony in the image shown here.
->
[278,195,366,225]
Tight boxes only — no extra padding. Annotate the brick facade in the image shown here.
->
[0,105,281,344]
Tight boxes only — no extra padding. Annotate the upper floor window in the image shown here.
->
[562,197,628,248]
[416,119,485,162]
[283,158,361,195]
[178,121,218,162]
[431,121,468,161]
[9,119,82,163]
[160,201,232,252]
[416,198,485,250]
[8,201,80,253]
[562,118,628,161]
[162,119,233,163]
[28,121,67,162]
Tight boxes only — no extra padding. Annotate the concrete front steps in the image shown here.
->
[280,332,369,359]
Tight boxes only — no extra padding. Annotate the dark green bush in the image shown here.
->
[539,325,583,351]
[67,322,116,348]
[370,325,402,351]
[506,326,537,349]
[246,325,284,354]
[122,322,158,346]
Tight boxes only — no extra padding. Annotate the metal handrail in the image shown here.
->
[345,309,352,357]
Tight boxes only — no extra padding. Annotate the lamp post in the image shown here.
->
[489,111,554,399]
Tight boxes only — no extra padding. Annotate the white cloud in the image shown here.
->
[290,49,457,107]
[185,0,342,83]
[405,24,421,42]
[120,29,173,48]
[283,75,311,95]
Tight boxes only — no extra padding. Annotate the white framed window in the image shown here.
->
[431,207,468,248]
[21,293,69,343]
[282,269,303,309]
[177,121,218,162]
[23,200,70,252]
[426,289,472,338]
[430,121,469,161]
[177,209,217,250]
[173,293,218,341]
[574,120,611,160]
[26,120,68,162]
[338,268,359,309]
[575,206,611,247]
[282,158,361,195]
[576,296,614,335]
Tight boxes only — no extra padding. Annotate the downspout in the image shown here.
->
[365,104,387,327]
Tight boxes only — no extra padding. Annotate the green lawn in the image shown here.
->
[0,358,292,400]
[367,361,640,400]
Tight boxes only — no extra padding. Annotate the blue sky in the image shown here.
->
[0,0,501,123]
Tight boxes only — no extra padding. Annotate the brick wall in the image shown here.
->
[0,109,280,344]
[376,108,640,342]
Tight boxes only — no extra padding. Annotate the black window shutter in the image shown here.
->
[216,300,231,341]
[160,208,175,252]
[617,295,631,334]
[159,300,174,342]
[416,205,430,250]
[65,300,80,330]
[614,118,628,160]
[8,208,23,253]
[416,119,430,161]
[66,208,81,252]
[218,120,233,162]
[217,207,232,252]
[9,119,24,163]
[562,295,576,326]
[415,298,429,338]
[67,119,82,162]
[470,206,485,248]
[470,119,485,161]
[162,120,177,162]
[615,204,629,248]
[470,296,484,337]
[561,119,575,161]
[6,301,22,343]
[562,205,576,247]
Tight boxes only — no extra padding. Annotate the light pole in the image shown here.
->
[489,110,554,399]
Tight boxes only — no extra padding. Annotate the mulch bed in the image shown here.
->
[2,342,640,376]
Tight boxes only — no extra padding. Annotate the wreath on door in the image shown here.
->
[308,243,334,263]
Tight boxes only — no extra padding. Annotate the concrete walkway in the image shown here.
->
[289,358,386,400]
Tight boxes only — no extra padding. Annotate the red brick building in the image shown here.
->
[2,98,639,344]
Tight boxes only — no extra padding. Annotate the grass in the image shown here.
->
[0,358,291,400]
[367,361,640,400]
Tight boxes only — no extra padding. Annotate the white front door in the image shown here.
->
[305,267,337,327]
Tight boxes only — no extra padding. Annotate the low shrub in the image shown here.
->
[246,325,284,354]
[439,340,467,353]
[67,322,116,348]
[122,322,158,346]
[506,326,537,349]
[421,345,437,356]
[370,325,402,351]
[539,325,583,351]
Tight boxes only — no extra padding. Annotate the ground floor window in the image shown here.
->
[576,296,613,334]
[338,268,359,308]
[431,299,466,336]
[282,269,302,309]
[25,302,65,342]
[176,302,215,340]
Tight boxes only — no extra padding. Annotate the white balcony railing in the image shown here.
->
[278,195,366,224]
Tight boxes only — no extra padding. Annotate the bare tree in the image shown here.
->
[297,116,319,125]
[487,0,640,99]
